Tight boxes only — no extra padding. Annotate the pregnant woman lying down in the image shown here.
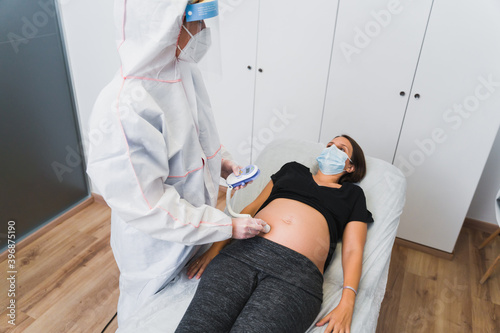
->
[175,135,373,333]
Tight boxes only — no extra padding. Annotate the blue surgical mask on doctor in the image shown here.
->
[316,145,352,175]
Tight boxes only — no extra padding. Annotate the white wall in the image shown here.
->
[58,1,500,226]
[58,0,119,167]
[467,128,500,226]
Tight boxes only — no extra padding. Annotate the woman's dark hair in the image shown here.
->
[338,134,367,184]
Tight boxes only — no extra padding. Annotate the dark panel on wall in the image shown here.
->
[0,0,90,251]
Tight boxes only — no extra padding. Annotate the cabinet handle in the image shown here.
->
[247,65,252,70]
[258,68,263,73]
[414,93,420,99]
[400,91,405,96]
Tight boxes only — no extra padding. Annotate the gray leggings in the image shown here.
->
[175,237,323,333]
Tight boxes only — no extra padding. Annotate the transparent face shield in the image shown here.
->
[177,0,222,80]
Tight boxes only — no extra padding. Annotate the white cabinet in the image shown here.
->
[321,0,500,253]
[208,0,500,253]
[251,0,339,161]
[204,0,260,166]
[207,0,339,165]
[393,0,500,252]
[320,0,434,162]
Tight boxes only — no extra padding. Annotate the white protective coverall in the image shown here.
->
[86,0,234,326]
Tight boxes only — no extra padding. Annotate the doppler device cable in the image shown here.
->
[226,186,271,233]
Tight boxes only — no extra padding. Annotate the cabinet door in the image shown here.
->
[251,0,340,162]
[320,0,433,162]
[204,0,259,166]
[394,0,500,252]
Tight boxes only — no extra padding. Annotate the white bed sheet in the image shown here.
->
[118,139,406,333]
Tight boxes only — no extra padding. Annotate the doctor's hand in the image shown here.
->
[221,159,240,179]
[221,160,252,190]
[315,298,354,333]
[232,217,267,239]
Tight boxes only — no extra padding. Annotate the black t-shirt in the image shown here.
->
[256,162,373,271]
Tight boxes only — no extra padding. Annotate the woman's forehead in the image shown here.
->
[330,137,352,149]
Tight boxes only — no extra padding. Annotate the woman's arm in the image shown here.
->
[316,221,367,333]
[240,180,274,217]
[188,181,274,279]
[187,239,230,279]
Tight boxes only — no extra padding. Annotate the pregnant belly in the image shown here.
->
[254,198,330,273]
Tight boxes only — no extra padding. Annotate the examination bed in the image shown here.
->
[118,139,407,333]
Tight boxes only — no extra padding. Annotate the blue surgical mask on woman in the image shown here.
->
[316,145,351,175]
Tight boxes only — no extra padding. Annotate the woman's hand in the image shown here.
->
[187,241,229,279]
[187,247,219,279]
[315,299,354,333]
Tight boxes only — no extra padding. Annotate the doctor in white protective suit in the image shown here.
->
[86,0,267,326]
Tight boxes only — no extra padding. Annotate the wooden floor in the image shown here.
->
[1,200,499,332]
[377,227,500,333]
[0,202,119,333]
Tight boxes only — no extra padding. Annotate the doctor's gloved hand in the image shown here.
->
[231,217,268,239]
[221,159,239,179]
[221,160,252,190]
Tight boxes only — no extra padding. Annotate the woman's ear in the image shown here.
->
[346,164,355,173]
